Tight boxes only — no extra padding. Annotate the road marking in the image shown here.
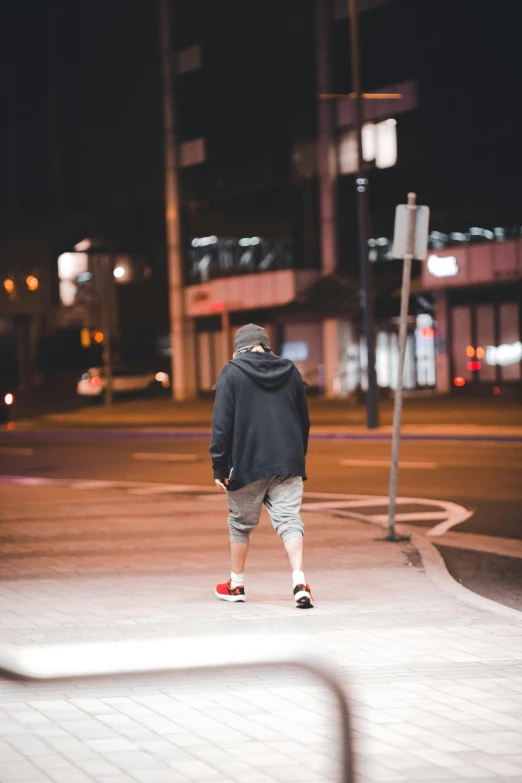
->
[370,512,448,524]
[340,459,438,469]
[0,447,34,456]
[0,475,473,534]
[303,495,473,537]
[71,480,120,490]
[132,452,200,462]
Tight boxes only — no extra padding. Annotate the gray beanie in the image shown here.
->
[234,323,271,353]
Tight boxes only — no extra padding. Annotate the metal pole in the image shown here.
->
[387,193,417,541]
[0,636,356,782]
[348,0,379,428]
[159,0,187,401]
[100,255,114,406]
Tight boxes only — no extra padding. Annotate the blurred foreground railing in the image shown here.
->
[0,634,355,782]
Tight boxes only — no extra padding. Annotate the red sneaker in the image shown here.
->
[293,584,314,608]
[215,580,246,602]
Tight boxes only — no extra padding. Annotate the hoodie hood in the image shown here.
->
[229,352,296,390]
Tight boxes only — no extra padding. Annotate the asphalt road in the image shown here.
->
[1,431,521,608]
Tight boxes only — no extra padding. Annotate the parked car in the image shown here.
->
[77,366,170,399]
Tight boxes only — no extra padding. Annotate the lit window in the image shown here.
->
[362,123,376,163]
[338,130,358,174]
[58,252,88,281]
[338,119,397,174]
[375,119,397,169]
[180,137,206,168]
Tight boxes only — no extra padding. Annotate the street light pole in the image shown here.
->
[159,0,188,401]
[348,0,379,428]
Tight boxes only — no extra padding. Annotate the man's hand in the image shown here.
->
[215,478,229,492]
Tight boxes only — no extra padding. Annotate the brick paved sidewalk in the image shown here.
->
[1,484,522,783]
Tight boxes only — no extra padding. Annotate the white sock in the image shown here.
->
[292,570,306,588]
[231,572,244,588]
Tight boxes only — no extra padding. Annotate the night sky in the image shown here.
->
[1,0,522,251]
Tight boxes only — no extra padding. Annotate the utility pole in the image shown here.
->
[347,0,379,428]
[387,192,430,541]
[100,255,114,406]
[159,0,189,401]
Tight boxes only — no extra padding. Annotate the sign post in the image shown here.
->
[387,193,430,541]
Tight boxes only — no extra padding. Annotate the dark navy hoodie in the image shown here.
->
[210,352,310,491]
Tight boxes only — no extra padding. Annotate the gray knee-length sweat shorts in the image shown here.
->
[226,474,304,543]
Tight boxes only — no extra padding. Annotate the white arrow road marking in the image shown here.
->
[0,447,34,456]
[132,453,200,462]
[303,494,473,536]
[340,459,438,469]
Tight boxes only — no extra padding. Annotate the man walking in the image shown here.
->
[210,323,313,608]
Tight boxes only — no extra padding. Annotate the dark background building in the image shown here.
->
[0,0,520,394]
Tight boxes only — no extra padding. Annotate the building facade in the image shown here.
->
[174,0,522,396]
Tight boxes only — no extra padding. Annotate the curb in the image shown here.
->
[411,531,522,620]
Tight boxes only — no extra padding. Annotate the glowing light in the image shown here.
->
[454,377,466,387]
[74,238,92,251]
[155,372,169,382]
[59,280,77,307]
[493,386,500,395]
[93,331,104,344]
[420,327,435,339]
[466,345,475,358]
[4,393,14,405]
[362,122,376,162]
[58,252,88,281]
[238,237,261,247]
[485,341,522,366]
[468,361,481,371]
[476,346,485,359]
[26,275,39,291]
[375,118,398,169]
[427,254,459,278]
[89,376,101,387]
[80,328,91,349]
[3,278,15,294]
[191,236,217,248]
[470,227,494,240]
[113,266,125,279]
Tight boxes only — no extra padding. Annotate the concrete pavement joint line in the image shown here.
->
[411,532,522,620]
[340,458,438,468]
